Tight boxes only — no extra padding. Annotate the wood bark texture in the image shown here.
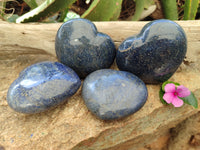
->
[0,20,200,150]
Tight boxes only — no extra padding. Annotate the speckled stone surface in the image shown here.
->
[7,61,81,114]
[82,69,148,120]
[55,18,116,78]
[116,19,187,84]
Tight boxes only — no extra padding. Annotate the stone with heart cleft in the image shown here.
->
[55,18,116,79]
[7,61,81,114]
[82,69,148,120]
[116,19,187,84]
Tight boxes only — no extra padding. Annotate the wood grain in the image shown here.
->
[0,20,200,150]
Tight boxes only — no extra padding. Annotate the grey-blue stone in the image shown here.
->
[7,61,81,114]
[116,19,187,84]
[82,69,148,120]
[55,18,116,79]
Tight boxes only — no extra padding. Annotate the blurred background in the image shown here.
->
[0,0,200,23]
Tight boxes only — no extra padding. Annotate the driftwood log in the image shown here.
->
[0,20,200,150]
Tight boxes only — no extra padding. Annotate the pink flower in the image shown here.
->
[163,83,191,107]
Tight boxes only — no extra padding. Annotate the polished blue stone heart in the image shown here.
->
[82,69,148,120]
[55,18,116,79]
[7,61,81,114]
[116,19,187,84]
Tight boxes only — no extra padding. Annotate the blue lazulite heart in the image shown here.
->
[116,19,187,84]
[82,69,148,120]
[55,18,116,78]
[7,61,81,114]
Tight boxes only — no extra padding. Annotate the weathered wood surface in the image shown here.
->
[0,20,200,150]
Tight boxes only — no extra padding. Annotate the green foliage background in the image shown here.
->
[0,0,200,23]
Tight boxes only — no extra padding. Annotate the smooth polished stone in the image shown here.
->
[7,61,81,114]
[55,18,116,78]
[82,69,148,120]
[116,19,187,84]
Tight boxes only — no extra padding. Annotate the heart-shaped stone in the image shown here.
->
[116,19,187,84]
[82,69,148,120]
[55,18,116,78]
[7,61,81,114]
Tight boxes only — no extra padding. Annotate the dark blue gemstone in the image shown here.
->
[55,18,116,79]
[116,19,187,84]
[7,61,81,114]
[82,69,148,120]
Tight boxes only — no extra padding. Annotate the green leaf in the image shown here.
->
[161,81,180,92]
[161,0,178,20]
[81,0,123,21]
[35,0,46,6]
[57,8,68,22]
[24,0,38,9]
[0,0,6,18]
[183,0,199,20]
[129,0,155,21]
[181,92,198,109]
[110,1,123,21]
[144,0,155,9]
[159,87,168,105]
[16,0,76,23]
[81,0,99,19]
[131,0,145,21]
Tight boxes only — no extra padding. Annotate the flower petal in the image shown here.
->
[164,83,176,93]
[176,85,191,98]
[172,96,184,107]
[163,92,174,104]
